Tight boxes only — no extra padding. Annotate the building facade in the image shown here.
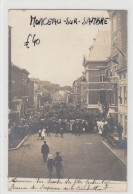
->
[9,64,30,120]
[107,10,127,138]
[81,31,111,114]
[28,79,34,108]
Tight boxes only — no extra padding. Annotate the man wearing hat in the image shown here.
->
[47,154,54,178]
[54,152,63,178]
[41,141,49,163]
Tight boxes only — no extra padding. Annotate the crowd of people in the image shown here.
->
[8,109,42,147]
[37,105,118,138]
[8,104,123,148]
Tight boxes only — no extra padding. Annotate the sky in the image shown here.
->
[9,10,110,86]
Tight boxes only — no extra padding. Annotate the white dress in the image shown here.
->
[41,129,46,138]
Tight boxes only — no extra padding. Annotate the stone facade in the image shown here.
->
[81,31,111,113]
[108,10,127,138]
[9,64,30,119]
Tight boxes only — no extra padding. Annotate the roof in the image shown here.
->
[85,31,111,62]
[12,63,30,75]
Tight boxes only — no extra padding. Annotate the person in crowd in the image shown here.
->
[93,123,98,134]
[41,141,49,163]
[85,121,89,133]
[48,119,53,133]
[107,114,114,131]
[72,120,76,134]
[60,127,64,137]
[75,120,79,135]
[54,152,63,178]
[78,120,82,135]
[41,128,46,140]
[46,126,50,137]
[89,119,94,134]
[66,119,70,132]
[25,124,29,135]
[60,119,64,137]
[117,123,123,141]
[97,119,103,135]
[82,120,86,134]
[61,119,66,133]
[47,154,54,178]
[38,129,42,140]
[102,121,108,137]
[55,121,60,137]
[102,118,108,136]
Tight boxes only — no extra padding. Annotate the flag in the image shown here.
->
[110,58,119,64]
[113,45,127,60]
[108,56,118,64]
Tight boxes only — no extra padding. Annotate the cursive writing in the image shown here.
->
[8,177,126,192]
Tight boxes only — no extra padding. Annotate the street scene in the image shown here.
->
[8,10,127,187]
[9,133,126,180]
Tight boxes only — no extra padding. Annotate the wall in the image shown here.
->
[11,66,23,99]
[28,80,34,108]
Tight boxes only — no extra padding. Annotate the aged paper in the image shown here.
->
[8,10,127,192]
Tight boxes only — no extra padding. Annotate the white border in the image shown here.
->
[0,0,133,193]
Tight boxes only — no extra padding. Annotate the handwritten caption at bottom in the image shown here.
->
[8,177,126,192]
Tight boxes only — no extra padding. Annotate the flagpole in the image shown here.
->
[113,44,127,61]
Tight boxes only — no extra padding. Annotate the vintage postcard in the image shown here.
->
[8,10,127,192]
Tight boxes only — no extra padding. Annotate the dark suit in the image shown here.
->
[47,158,54,178]
[117,124,123,140]
[41,144,49,162]
[54,155,62,178]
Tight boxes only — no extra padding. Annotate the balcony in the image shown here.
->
[109,76,119,84]
[86,104,99,109]
[109,104,117,108]
[108,104,118,114]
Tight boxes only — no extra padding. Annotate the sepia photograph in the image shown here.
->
[8,9,127,192]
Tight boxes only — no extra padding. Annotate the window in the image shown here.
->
[119,86,122,104]
[124,86,127,104]
[120,114,123,125]
[100,72,105,82]
[123,73,126,79]
[23,85,28,96]
[120,75,121,79]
